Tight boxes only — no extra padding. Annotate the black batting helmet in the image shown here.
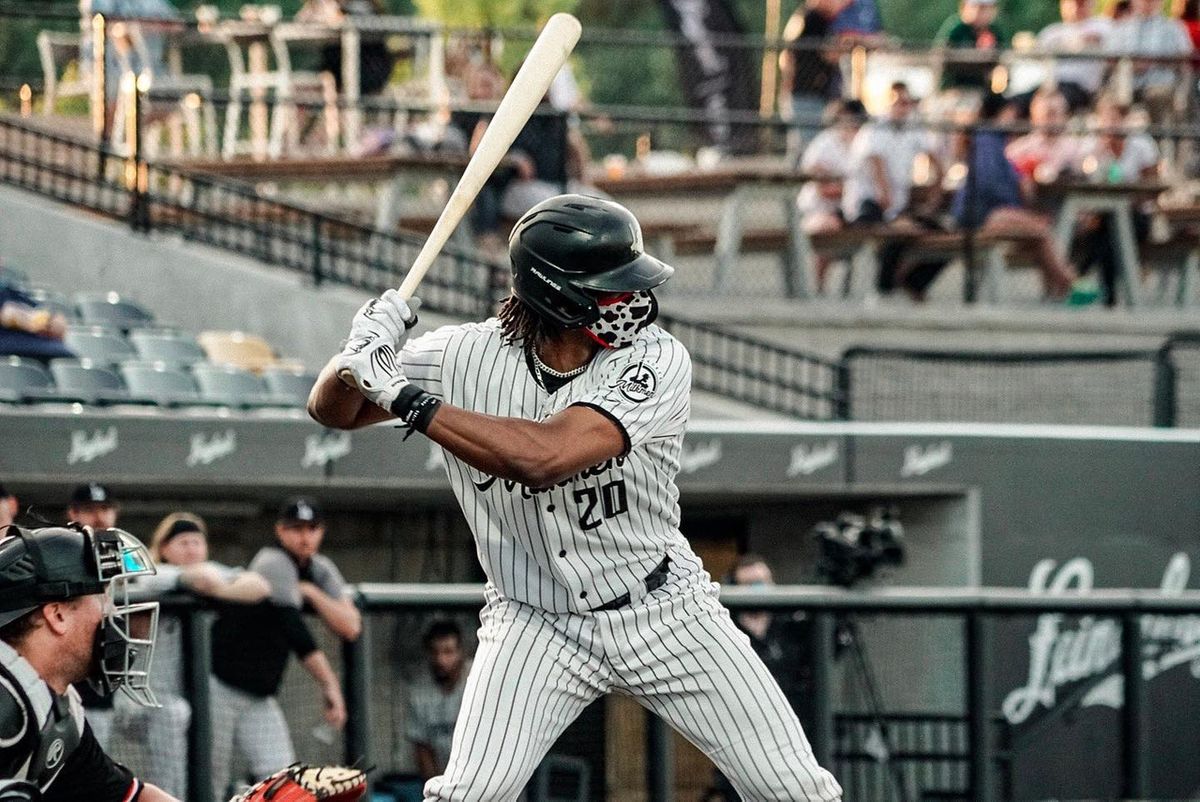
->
[508,194,674,329]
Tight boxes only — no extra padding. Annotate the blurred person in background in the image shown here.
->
[1028,0,1113,113]
[780,0,853,160]
[1072,98,1159,305]
[208,497,360,800]
[1104,0,1193,122]
[830,0,883,37]
[934,0,1009,94]
[950,93,1076,299]
[406,620,472,783]
[842,82,941,226]
[798,99,869,291]
[0,283,72,361]
[1006,88,1084,185]
[1177,0,1200,52]
[66,482,122,748]
[297,0,396,97]
[108,512,270,798]
[0,485,16,529]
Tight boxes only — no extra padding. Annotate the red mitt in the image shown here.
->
[229,763,367,802]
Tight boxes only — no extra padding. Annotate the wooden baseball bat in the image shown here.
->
[399,12,581,299]
[339,13,581,387]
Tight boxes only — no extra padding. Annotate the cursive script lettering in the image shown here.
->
[680,439,722,474]
[900,442,952,477]
[1001,553,1200,725]
[788,440,838,477]
[187,430,237,467]
[301,432,352,468]
[473,456,626,498]
[67,427,118,465]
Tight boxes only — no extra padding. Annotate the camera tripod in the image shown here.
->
[835,615,911,802]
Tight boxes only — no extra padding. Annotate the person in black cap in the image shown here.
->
[66,483,121,748]
[207,498,361,800]
[68,483,118,533]
[0,523,181,802]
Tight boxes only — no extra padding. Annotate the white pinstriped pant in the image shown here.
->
[424,574,842,802]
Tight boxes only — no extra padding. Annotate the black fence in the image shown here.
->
[840,337,1200,428]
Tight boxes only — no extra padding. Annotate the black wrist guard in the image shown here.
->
[389,383,441,433]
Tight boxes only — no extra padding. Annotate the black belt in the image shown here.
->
[588,556,671,613]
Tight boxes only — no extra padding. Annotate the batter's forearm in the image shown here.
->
[308,358,394,429]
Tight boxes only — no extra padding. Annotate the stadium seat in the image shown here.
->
[197,330,278,373]
[63,328,138,366]
[191,363,276,408]
[49,360,137,406]
[24,288,77,322]
[74,292,155,330]
[262,365,317,408]
[119,361,209,407]
[0,356,67,403]
[129,329,207,367]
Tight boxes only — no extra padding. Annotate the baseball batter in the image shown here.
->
[309,194,842,802]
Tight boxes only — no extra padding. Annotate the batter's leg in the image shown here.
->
[608,584,842,802]
[424,598,611,802]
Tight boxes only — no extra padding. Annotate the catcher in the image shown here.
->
[0,522,367,802]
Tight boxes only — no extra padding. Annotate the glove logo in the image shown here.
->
[612,362,657,403]
[45,738,64,769]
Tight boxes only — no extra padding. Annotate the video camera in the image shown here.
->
[812,507,906,588]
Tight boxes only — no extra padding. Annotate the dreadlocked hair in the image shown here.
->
[497,294,568,347]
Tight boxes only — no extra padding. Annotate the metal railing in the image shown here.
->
[347,583,1200,802]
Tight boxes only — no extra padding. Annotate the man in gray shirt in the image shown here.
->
[406,620,471,781]
[208,498,362,800]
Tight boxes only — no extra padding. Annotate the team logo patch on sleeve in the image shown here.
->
[612,362,657,403]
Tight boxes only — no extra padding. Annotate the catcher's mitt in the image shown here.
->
[229,763,367,802]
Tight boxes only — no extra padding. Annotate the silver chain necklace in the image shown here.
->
[531,346,588,380]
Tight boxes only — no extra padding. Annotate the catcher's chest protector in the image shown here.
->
[0,641,83,790]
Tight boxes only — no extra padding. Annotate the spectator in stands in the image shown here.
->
[1104,0,1194,121]
[406,620,472,782]
[110,512,270,798]
[0,282,73,361]
[0,484,17,529]
[1073,98,1160,305]
[799,99,869,291]
[1175,0,1200,61]
[842,82,941,226]
[779,0,852,159]
[934,0,1009,94]
[951,93,1076,299]
[297,0,396,97]
[1028,0,1113,113]
[1006,88,1083,185]
[66,482,122,748]
[706,554,815,801]
[208,497,360,800]
[1112,0,1133,21]
[831,0,884,37]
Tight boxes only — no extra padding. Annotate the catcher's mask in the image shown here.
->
[508,194,674,331]
[0,524,159,707]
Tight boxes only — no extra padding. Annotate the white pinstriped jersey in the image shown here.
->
[401,318,703,613]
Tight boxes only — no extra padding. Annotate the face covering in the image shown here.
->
[585,291,659,349]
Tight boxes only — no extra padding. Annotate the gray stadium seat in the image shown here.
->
[119,361,208,406]
[262,365,317,407]
[64,327,137,366]
[49,359,137,405]
[75,292,155,330]
[129,329,206,367]
[0,356,67,403]
[191,363,275,408]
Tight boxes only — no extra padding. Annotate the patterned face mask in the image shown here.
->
[585,291,659,349]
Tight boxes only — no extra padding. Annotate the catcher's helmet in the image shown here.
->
[508,194,674,329]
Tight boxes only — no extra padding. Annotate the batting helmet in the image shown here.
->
[508,194,674,329]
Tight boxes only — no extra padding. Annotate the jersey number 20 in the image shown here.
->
[573,480,628,530]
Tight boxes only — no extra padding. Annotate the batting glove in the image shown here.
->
[344,291,420,354]
[336,336,410,412]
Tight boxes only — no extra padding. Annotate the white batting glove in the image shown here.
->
[344,290,420,354]
[335,336,410,412]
